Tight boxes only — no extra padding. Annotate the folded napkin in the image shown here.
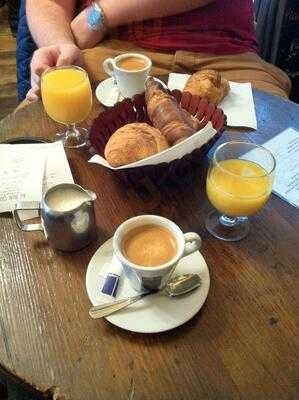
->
[167,73,257,130]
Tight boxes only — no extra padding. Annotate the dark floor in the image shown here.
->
[0,4,18,120]
[0,375,7,400]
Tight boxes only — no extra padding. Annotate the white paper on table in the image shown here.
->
[262,128,299,208]
[33,141,74,193]
[88,122,217,170]
[0,141,74,219]
[0,145,45,213]
[167,73,257,130]
[25,141,74,219]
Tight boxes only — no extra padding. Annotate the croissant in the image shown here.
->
[145,77,199,146]
[184,69,229,104]
[104,122,169,167]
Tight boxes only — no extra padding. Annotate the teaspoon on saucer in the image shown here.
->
[89,273,201,319]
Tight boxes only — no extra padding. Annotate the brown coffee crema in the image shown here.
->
[122,224,177,267]
[117,57,148,71]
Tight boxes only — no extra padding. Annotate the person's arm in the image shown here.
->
[101,0,215,28]
[26,0,76,47]
[26,0,82,101]
[71,0,215,49]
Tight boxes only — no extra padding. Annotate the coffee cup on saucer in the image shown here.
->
[113,215,202,292]
[103,53,152,98]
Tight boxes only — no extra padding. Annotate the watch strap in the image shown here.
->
[87,2,107,32]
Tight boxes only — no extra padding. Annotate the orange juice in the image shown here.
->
[41,68,92,124]
[207,159,273,217]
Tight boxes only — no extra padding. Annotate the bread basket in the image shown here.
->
[89,90,226,187]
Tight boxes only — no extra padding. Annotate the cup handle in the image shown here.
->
[103,58,115,77]
[183,232,202,257]
[13,201,43,232]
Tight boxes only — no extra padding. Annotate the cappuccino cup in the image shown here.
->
[103,53,152,98]
[113,215,202,291]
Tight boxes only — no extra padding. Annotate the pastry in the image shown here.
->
[104,122,169,167]
[145,77,199,146]
[184,69,229,104]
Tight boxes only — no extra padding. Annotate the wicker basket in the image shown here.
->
[89,90,226,187]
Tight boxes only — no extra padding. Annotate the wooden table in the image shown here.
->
[0,90,299,400]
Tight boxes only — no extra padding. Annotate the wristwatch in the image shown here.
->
[87,2,107,32]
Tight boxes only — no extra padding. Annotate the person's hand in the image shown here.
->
[26,43,82,102]
[71,9,105,50]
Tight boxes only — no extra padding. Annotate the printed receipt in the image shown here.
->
[32,141,74,192]
[0,145,45,213]
[263,128,299,208]
[0,141,74,216]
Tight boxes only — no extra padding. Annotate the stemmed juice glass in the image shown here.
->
[41,65,92,148]
[206,141,276,241]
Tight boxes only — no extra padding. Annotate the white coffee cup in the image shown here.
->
[113,215,202,292]
[102,53,152,98]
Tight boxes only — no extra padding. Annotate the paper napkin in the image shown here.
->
[167,73,257,130]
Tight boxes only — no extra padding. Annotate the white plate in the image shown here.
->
[95,77,168,107]
[86,238,210,333]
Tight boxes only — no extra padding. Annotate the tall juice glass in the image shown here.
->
[41,66,92,148]
[206,141,276,241]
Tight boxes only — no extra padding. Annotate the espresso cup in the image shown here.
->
[103,53,152,98]
[113,215,202,292]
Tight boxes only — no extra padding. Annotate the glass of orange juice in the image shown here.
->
[206,141,276,241]
[41,66,92,148]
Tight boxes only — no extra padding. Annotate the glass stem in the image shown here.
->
[219,215,238,227]
[65,124,78,138]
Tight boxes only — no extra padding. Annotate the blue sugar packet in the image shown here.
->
[100,259,122,298]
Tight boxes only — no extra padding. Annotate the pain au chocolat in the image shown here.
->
[145,77,199,145]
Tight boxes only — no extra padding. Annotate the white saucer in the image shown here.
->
[95,77,168,107]
[86,238,210,333]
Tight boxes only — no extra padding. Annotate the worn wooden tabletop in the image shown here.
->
[0,90,299,400]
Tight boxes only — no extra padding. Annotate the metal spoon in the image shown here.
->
[89,273,201,319]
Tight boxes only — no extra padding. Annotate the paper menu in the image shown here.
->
[0,145,45,213]
[167,73,257,130]
[262,128,299,208]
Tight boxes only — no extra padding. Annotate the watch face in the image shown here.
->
[87,5,103,31]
